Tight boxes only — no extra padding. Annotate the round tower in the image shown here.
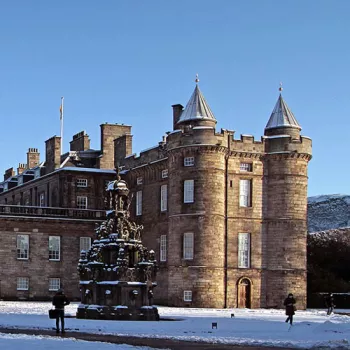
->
[166,81,226,308]
[263,92,312,309]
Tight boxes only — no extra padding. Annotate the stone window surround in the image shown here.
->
[77,196,88,209]
[80,237,92,252]
[184,157,195,167]
[184,180,194,204]
[239,179,252,207]
[160,184,167,212]
[238,232,251,268]
[160,234,167,262]
[136,190,142,216]
[183,232,194,260]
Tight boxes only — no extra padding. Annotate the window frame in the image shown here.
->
[184,180,194,203]
[39,192,45,207]
[49,278,61,291]
[239,179,252,207]
[17,234,29,260]
[238,232,251,268]
[183,232,194,260]
[137,177,143,185]
[184,290,192,302]
[80,237,92,252]
[136,190,142,216]
[17,277,29,291]
[161,169,168,178]
[77,196,88,209]
[184,157,195,167]
[160,184,168,212]
[49,236,61,261]
[160,235,167,262]
[240,163,253,172]
[76,178,88,187]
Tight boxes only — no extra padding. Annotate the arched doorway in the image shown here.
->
[237,278,251,308]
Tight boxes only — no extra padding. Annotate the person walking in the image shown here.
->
[284,293,296,325]
[324,293,335,315]
[52,289,70,334]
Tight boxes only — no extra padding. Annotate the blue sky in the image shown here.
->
[0,0,349,196]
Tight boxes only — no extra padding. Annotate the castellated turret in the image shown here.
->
[120,81,312,309]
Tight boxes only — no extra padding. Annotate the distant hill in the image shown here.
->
[308,194,350,233]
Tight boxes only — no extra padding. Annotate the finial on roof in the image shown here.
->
[279,82,283,93]
[195,74,199,84]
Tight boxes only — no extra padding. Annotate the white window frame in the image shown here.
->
[239,179,252,207]
[39,192,45,207]
[49,236,61,261]
[137,177,143,185]
[80,237,92,252]
[161,169,168,178]
[160,235,167,262]
[240,163,253,172]
[17,234,29,260]
[160,184,167,212]
[183,232,194,260]
[238,233,251,268]
[136,190,142,216]
[77,196,88,209]
[77,178,88,187]
[184,157,194,167]
[184,180,194,203]
[184,290,192,302]
[49,278,61,291]
[17,277,29,291]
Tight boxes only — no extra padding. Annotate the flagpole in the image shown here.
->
[60,96,64,155]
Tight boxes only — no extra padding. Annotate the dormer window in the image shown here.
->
[34,168,41,179]
[137,177,143,185]
[240,163,252,172]
[184,157,194,167]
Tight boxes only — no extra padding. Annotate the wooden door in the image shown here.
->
[238,278,251,308]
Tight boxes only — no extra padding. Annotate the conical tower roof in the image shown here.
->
[265,94,301,130]
[177,84,216,125]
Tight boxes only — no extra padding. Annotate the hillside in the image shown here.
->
[308,194,350,233]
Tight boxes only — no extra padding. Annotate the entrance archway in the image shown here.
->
[237,277,251,308]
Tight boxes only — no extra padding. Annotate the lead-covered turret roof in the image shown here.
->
[265,94,301,130]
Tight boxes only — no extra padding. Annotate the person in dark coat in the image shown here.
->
[52,289,70,333]
[284,293,296,325]
[324,293,335,315]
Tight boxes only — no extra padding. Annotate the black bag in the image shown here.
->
[49,309,58,319]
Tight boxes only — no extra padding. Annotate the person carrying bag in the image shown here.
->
[52,289,70,334]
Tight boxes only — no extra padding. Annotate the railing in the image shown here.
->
[0,204,106,220]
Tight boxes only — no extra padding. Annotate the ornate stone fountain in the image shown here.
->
[76,169,159,321]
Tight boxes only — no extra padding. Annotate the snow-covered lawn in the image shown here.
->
[1,301,350,349]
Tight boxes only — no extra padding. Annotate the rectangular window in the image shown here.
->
[136,190,142,216]
[77,196,88,209]
[240,163,253,172]
[184,157,194,167]
[160,184,167,212]
[184,290,192,302]
[39,193,45,207]
[238,233,251,268]
[49,236,61,261]
[49,278,61,291]
[77,178,88,187]
[137,177,143,185]
[17,234,29,260]
[184,180,194,203]
[183,232,194,260]
[80,237,91,252]
[239,179,252,207]
[17,277,29,291]
[160,235,167,262]
[161,169,168,178]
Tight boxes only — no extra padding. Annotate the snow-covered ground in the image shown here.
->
[1,302,350,349]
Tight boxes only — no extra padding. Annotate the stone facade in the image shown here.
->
[0,83,312,309]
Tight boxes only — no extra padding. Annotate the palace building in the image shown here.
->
[0,81,312,309]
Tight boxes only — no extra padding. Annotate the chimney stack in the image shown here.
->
[45,136,61,174]
[4,167,15,181]
[27,148,40,169]
[70,131,91,151]
[17,163,27,175]
[172,104,184,130]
